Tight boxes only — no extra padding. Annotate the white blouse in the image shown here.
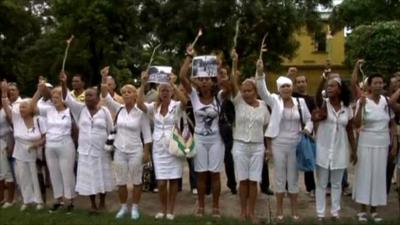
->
[39,106,72,145]
[190,88,220,137]
[12,107,45,162]
[232,92,270,143]
[355,95,393,147]
[146,100,181,143]
[316,99,353,170]
[104,93,152,153]
[65,91,113,157]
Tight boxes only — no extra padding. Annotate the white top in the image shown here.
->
[103,93,152,153]
[256,74,313,139]
[11,107,45,162]
[232,92,270,143]
[146,100,181,143]
[65,91,113,157]
[274,107,302,144]
[316,99,353,169]
[38,106,72,145]
[356,95,393,147]
[37,98,53,116]
[0,109,11,138]
[190,87,220,138]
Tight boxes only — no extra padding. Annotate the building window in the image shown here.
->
[313,32,327,53]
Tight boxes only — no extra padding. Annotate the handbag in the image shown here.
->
[104,107,124,152]
[295,98,316,171]
[168,112,196,158]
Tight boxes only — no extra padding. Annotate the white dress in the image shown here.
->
[65,91,115,195]
[353,95,393,206]
[146,101,183,180]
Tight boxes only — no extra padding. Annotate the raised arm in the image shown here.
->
[351,59,364,100]
[255,59,274,106]
[389,89,400,114]
[59,71,68,100]
[137,71,149,113]
[100,66,110,98]
[31,80,47,116]
[230,49,240,97]
[171,81,188,109]
[1,81,12,121]
[179,45,194,94]
[353,96,366,129]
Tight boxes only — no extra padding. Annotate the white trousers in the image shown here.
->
[15,160,43,204]
[272,142,299,193]
[46,138,76,199]
[315,166,344,218]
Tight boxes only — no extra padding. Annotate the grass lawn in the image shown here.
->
[0,206,399,225]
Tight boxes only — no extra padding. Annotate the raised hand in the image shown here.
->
[59,71,67,83]
[355,59,365,70]
[186,45,194,57]
[100,66,110,77]
[141,71,149,84]
[231,48,238,62]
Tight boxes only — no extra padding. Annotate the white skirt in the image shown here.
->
[352,145,388,206]
[152,139,183,180]
[75,153,115,195]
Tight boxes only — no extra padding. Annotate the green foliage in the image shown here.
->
[345,21,400,77]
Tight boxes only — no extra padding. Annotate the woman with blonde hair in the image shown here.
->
[137,70,187,220]
[100,67,152,220]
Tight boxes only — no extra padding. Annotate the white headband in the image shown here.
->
[276,76,292,91]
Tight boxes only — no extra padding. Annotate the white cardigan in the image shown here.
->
[256,74,313,138]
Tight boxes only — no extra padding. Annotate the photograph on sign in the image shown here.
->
[148,66,172,84]
[192,55,218,78]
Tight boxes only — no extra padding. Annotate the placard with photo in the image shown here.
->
[192,55,218,78]
[148,66,172,84]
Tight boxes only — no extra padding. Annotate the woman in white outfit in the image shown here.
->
[137,71,187,220]
[100,67,152,220]
[180,46,225,217]
[229,50,270,223]
[312,77,357,220]
[255,59,313,221]
[31,82,76,213]
[1,81,45,211]
[353,73,398,222]
[60,72,114,213]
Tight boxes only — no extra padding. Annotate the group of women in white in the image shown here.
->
[0,45,399,224]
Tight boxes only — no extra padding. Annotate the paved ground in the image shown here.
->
[49,162,400,222]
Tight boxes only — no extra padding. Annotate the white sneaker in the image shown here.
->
[20,204,28,211]
[155,212,165,219]
[36,204,44,210]
[2,202,14,209]
[192,188,198,195]
[115,206,128,219]
[166,213,175,220]
[131,207,140,220]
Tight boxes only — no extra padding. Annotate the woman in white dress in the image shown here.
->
[353,73,398,222]
[137,71,187,220]
[255,59,313,221]
[31,82,76,213]
[1,81,45,211]
[100,67,152,220]
[179,46,225,217]
[312,77,357,220]
[229,50,270,223]
[60,72,114,213]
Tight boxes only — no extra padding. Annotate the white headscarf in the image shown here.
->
[276,76,292,91]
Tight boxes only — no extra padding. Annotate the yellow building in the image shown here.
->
[267,23,350,94]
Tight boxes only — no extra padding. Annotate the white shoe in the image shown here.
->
[115,206,128,219]
[155,212,165,219]
[20,204,28,211]
[166,213,175,220]
[36,204,44,210]
[2,202,14,209]
[131,207,140,220]
[192,188,198,195]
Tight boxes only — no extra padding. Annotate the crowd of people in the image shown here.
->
[0,45,399,224]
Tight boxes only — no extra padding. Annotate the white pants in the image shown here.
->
[315,166,344,218]
[194,135,225,173]
[232,141,264,182]
[15,160,43,204]
[46,138,76,199]
[114,150,143,185]
[272,141,299,193]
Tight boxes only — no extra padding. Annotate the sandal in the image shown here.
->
[371,212,383,222]
[292,215,300,221]
[154,212,165,220]
[212,208,221,218]
[195,208,204,217]
[276,215,284,223]
[357,212,368,222]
